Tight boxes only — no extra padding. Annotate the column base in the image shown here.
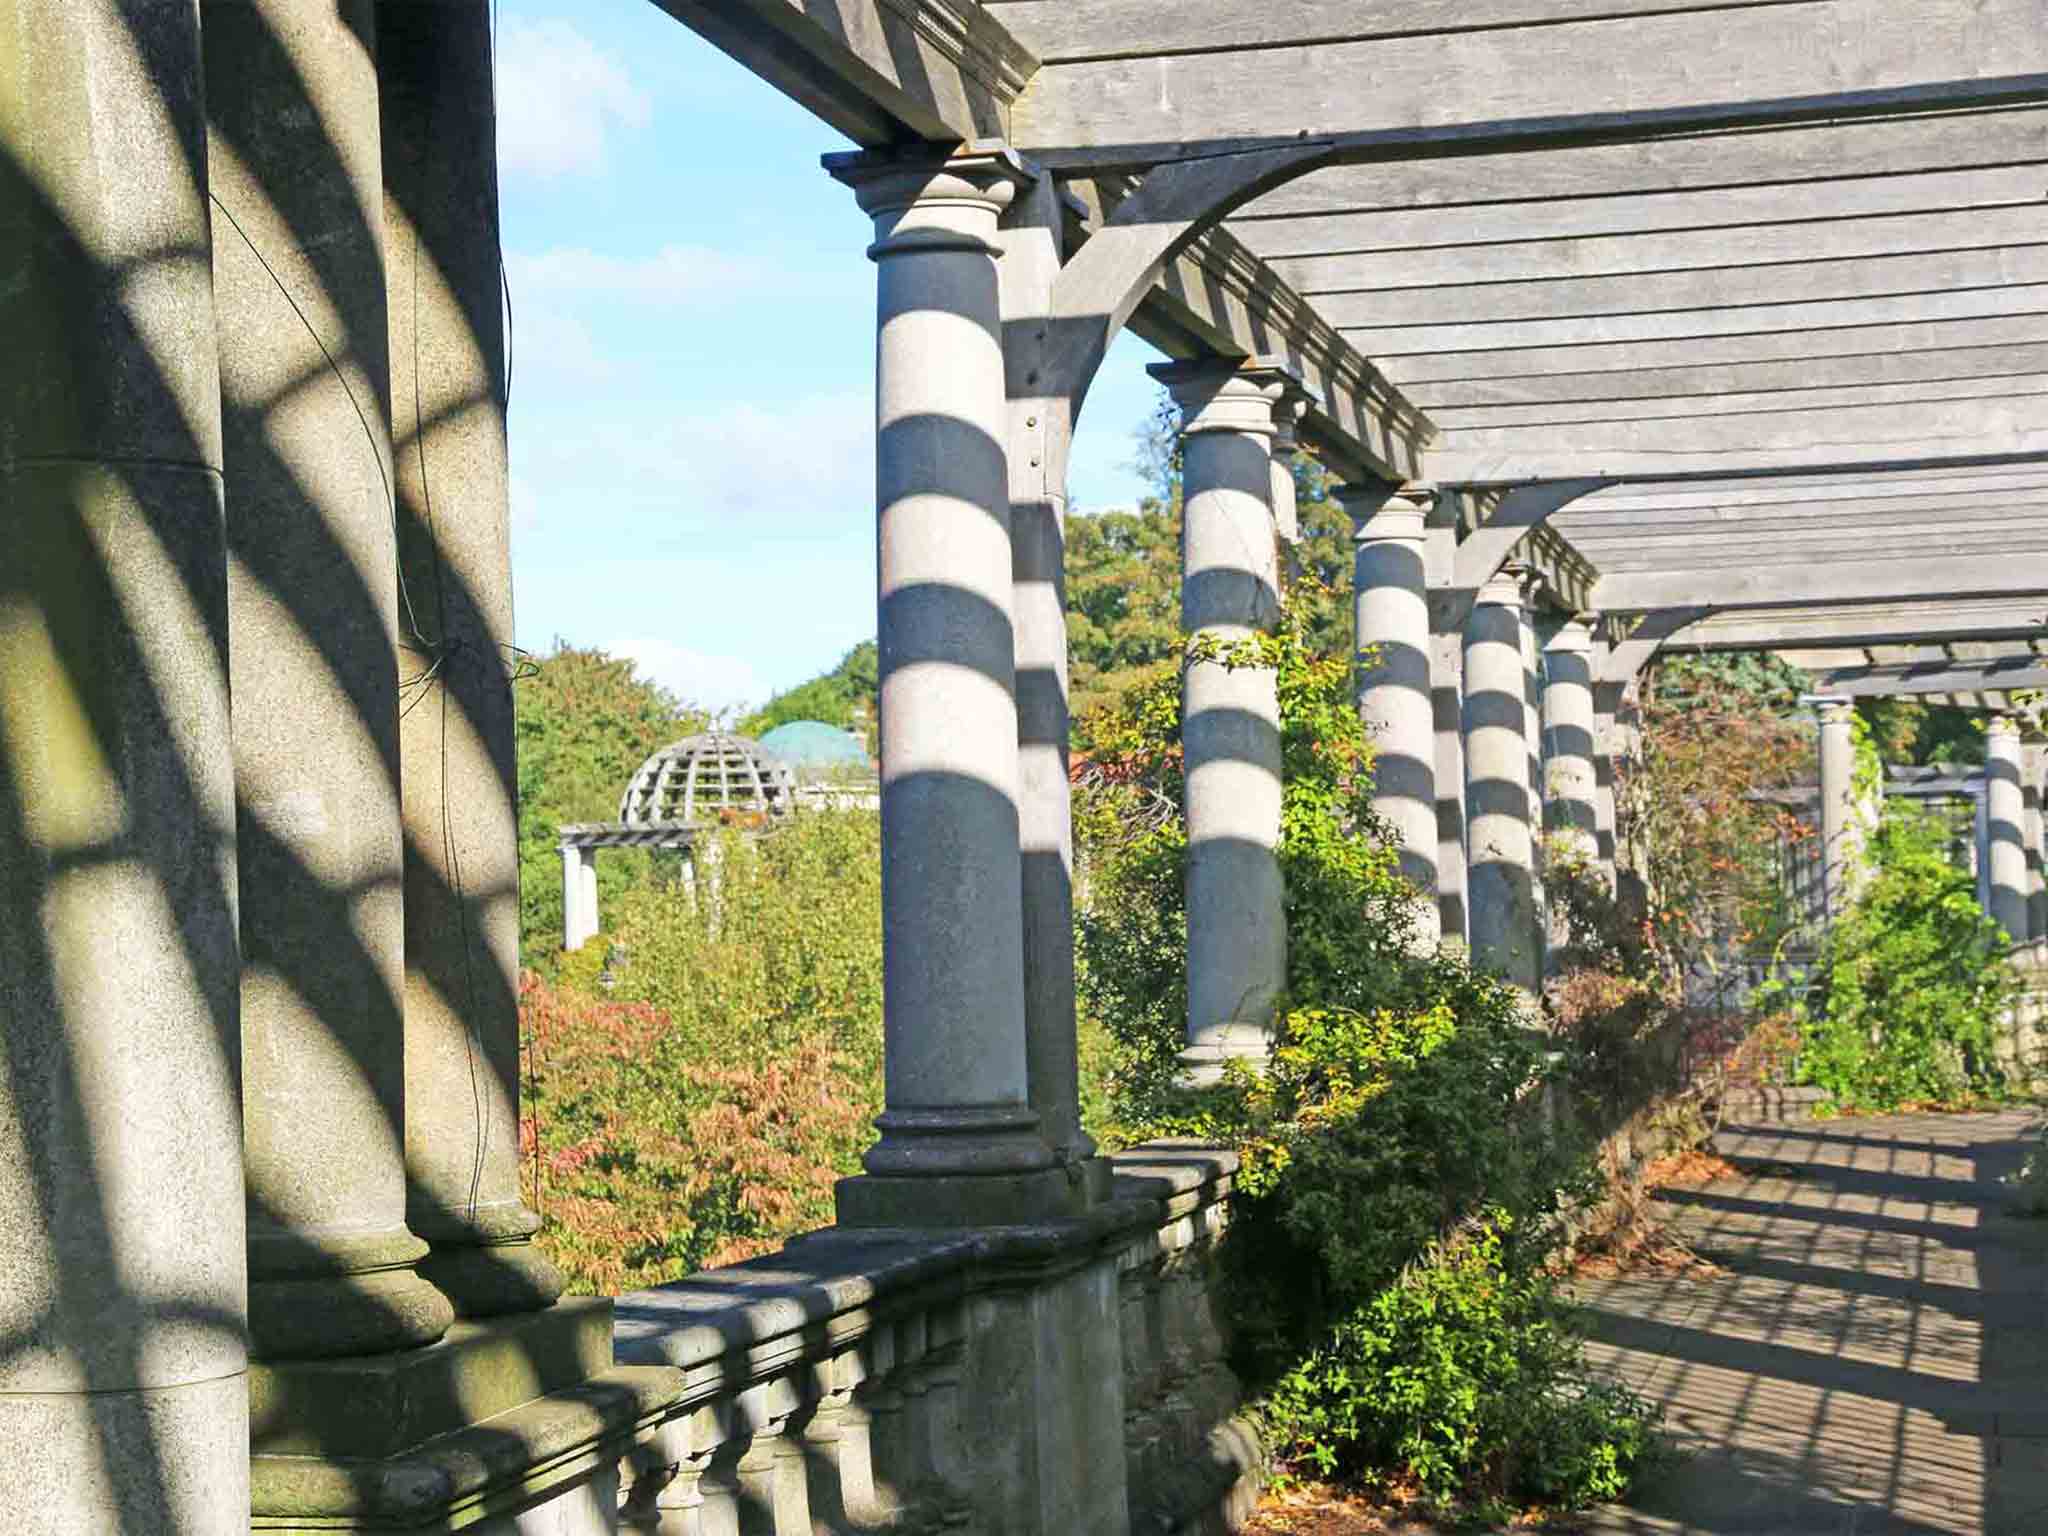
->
[1176,1025,1273,1088]
[250,1297,684,1531]
[836,1163,1099,1228]
[248,1225,454,1360]
[418,1235,567,1319]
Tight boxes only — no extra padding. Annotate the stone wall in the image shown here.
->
[609,1143,1259,1536]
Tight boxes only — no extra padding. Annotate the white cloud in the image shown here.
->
[509,304,615,385]
[495,18,651,179]
[505,245,752,306]
[607,636,767,716]
[526,391,874,536]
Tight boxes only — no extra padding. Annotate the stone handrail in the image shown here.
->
[610,1143,1260,1533]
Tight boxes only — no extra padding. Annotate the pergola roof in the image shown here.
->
[672,0,2048,648]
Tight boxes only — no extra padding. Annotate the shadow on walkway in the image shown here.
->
[1575,1110,2048,1536]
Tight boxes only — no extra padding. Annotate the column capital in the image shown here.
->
[826,144,1033,257]
[1801,692,1858,729]
[1475,560,1534,611]
[1339,479,1436,541]
[1148,358,1290,438]
[1544,615,1597,655]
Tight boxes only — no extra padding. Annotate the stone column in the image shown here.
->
[1985,715,2029,944]
[1344,480,1439,938]
[827,147,1076,1224]
[1589,647,1623,894]
[208,0,452,1361]
[0,1,248,1528]
[1810,695,1864,921]
[1541,619,1600,869]
[999,171,1102,1192]
[1152,361,1289,1083]
[560,844,598,952]
[1270,394,1306,549]
[378,0,562,1313]
[2023,735,2046,943]
[1464,568,1543,993]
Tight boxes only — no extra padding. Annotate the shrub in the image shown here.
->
[1794,804,2019,1110]
[1266,1215,1661,1513]
[1075,578,1662,1513]
[519,810,884,1291]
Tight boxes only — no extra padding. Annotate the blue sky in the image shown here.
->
[494,1,1162,713]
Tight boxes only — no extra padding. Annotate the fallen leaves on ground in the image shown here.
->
[1642,1147,1741,1188]
[1244,1479,1575,1533]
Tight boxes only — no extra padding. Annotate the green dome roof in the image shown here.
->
[758,721,872,773]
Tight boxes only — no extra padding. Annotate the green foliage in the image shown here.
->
[514,644,704,970]
[1858,695,1985,767]
[1794,804,2020,1110]
[1622,651,1813,968]
[1068,386,1354,732]
[740,641,878,751]
[1266,1216,1662,1514]
[1075,580,1661,1513]
[522,810,883,1292]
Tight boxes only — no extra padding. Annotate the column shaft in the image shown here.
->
[1000,172,1099,1183]
[1347,483,1439,939]
[1429,598,1470,945]
[1,2,248,1526]
[1464,571,1542,993]
[829,148,1076,1223]
[378,0,562,1314]
[2023,738,2046,943]
[1812,696,1864,922]
[1153,362,1288,1083]
[208,0,452,1359]
[1541,621,1600,862]
[1986,717,2029,943]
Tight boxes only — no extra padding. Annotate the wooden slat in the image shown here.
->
[1406,341,2048,408]
[1302,247,2048,331]
[1379,314,2048,387]
[1271,206,2048,294]
[989,0,1815,65]
[1012,0,2048,157]
[1236,165,2048,260]
[1230,107,2048,219]
[1344,286,2048,359]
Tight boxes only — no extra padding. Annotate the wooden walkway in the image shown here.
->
[1578,1111,2048,1536]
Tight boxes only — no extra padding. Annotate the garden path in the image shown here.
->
[1578,1111,2048,1535]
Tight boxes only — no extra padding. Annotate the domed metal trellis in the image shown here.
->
[617,731,796,826]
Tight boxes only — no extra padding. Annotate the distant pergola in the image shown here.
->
[558,732,796,950]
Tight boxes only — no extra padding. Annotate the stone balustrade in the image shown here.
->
[609,1144,1258,1536]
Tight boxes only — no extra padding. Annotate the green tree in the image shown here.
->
[1067,386,1355,735]
[514,643,704,968]
[740,640,878,750]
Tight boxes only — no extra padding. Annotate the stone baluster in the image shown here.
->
[1986,715,2029,943]
[377,0,563,1315]
[1,3,250,1524]
[1151,360,1290,1083]
[1464,567,1543,994]
[206,0,454,1361]
[1343,480,1441,941]
[826,147,1079,1224]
